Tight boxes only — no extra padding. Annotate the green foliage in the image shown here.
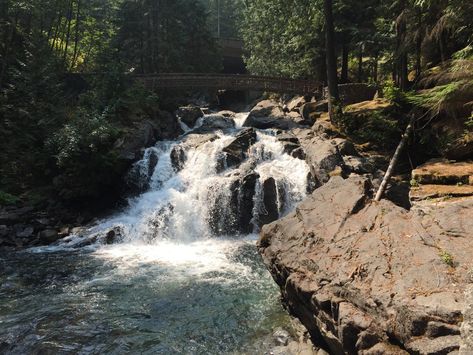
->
[46,110,121,200]
[241,0,325,79]
[336,109,402,150]
[117,0,221,74]
[201,0,245,38]
[0,191,19,206]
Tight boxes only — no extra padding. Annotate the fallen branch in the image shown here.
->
[374,115,415,202]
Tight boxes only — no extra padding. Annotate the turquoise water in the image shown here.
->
[0,239,292,354]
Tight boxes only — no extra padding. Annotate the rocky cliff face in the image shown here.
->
[258,173,473,354]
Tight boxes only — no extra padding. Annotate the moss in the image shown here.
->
[335,107,403,150]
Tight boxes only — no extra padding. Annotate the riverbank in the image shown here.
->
[252,97,473,354]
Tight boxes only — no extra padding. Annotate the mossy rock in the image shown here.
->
[337,99,403,150]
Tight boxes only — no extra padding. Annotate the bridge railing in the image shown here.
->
[134,73,321,94]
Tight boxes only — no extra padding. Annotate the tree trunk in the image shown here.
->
[374,116,415,201]
[70,0,81,71]
[323,0,339,119]
[400,53,408,90]
[341,43,349,83]
[62,0,74,65]
[373,53,379,83]
[415,9,422,80]
[0,15,17,90]
[357,44,363,82]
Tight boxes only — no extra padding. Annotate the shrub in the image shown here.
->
[46,110,123,201]
[0,191,19,206]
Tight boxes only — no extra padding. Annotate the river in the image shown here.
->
[0,112,310,354]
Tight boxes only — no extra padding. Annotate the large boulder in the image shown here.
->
[297,131,346,184]
[117,110,183,162]
[207,169,259,235]
[153,110,184,140]
[222,128,257,169]
[217,110,237,118]
[259,177,280,226]
[277,133,306,160]
[176,105,203,127]
[258,175,472,354]
[244,100,296,130]
[194,114,235,133]
[170,145,186,172]
[287,96,308,112]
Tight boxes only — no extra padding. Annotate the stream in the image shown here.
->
[0,112,311,354]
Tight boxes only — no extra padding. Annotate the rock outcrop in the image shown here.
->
[176,105,203,127]
[117,110,183,162]
[258,174,473,354]
[222,128,257,168]
[194,114,235,133]
[410,159,473,201]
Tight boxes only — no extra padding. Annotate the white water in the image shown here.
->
[62,113,310,251]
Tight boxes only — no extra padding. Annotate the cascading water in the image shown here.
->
[0,112,311,354]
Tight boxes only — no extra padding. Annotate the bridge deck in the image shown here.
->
[134,73,320,94]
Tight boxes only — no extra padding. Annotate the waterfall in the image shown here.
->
[61,113,310,247]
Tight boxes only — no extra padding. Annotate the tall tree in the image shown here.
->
[324,0,339,113]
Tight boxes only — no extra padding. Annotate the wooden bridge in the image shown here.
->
[134,73,321,94]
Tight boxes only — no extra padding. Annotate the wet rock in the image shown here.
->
[194,114,235,132]
[71,227,85,235]
[258,175,472,354]
[273,328,291,346]
[16,226,34,238]
[291,147,306,160]
[117,111,183,162]
[181,133,218,148]
[208,178,240,235]
[217,110,236,118]
[105,227,122,244]
[300,102,325,125]
[277,133,306,159]
[238,171,259,234]
[39,229,60,243]
[148,150,159,174]
[58,226,70,237]
[176,105,203,127]
[154,110,184,140]
[208,167,259,236]
[222,128,257,169]
[277,133,300,144]
[170,145,186,172]
[259,178,279,227]
[35,218,50,226]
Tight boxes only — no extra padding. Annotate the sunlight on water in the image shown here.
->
[92,239,256,279]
